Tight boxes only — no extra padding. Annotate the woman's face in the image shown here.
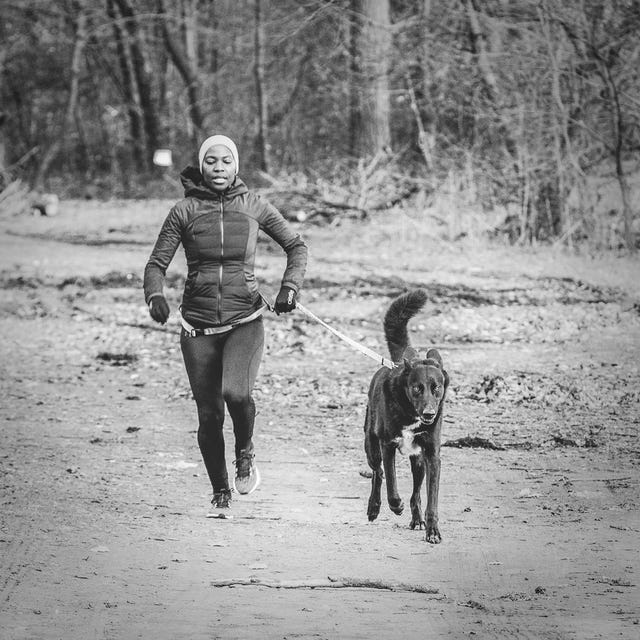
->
[201,144,237,191]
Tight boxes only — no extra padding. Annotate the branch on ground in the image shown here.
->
[210,576,439,594]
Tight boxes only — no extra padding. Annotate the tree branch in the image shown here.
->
[211,576,440,593]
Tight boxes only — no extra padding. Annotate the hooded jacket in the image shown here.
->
[144,166,307,327]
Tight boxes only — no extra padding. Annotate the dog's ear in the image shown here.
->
[425,348,443,368]
[442,368,450,391]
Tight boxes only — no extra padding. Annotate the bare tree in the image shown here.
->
[462,0,500,102]
[254,0,269,172]
[35,2,87,188]
[349,0,391,157]
[159,0,204,140]
[554,0,639,251]
[106,0,144,167]
[112,0,161,168]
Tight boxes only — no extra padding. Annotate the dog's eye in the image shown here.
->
[412,384,424,395]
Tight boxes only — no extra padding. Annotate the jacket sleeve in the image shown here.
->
[143,205,183,304]
[256,196,308,292]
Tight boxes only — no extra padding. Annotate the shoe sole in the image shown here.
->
[233,465,261,495]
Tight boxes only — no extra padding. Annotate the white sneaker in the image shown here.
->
[233,453,261,495]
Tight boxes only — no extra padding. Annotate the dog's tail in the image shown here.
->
[383,289,428,362]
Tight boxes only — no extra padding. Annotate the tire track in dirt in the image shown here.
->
[0,533,36,605]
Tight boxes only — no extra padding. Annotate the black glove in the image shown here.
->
[149,295,170,324]
[274,286,297,314]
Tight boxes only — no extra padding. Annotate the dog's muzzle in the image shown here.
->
[411,414,436,435]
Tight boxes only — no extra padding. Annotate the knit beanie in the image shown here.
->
[198,135,239,175]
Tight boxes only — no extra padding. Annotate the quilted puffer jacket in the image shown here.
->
[144,166,307,327]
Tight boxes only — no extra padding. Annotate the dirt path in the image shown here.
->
[1,202,639,639]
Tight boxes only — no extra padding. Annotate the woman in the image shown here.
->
[144,134,307,514]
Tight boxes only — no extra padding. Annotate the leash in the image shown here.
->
[181,292,393,369]
[294,302,396,370]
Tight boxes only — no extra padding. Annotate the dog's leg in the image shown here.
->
[409,454,426,530]
[424,444,442,544]
[364,424,383,522]
[382,443,404,515]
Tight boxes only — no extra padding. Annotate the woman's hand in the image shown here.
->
[274,286,297,314]
[149,295,170,324]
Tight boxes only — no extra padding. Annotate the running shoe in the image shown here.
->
[210,488,232,511]
[233,451,261,495]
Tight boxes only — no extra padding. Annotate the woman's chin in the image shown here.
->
[206,179,229,191]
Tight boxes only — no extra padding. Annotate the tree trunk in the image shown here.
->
[0,48,8,184]
[254,0,269,172]
[421,0,432,91]
[463,0,500,102]
[420,0,433,115]
[35,4,87,188]
[183,0,198,74]
[348,3,360,155]
[0,112,7,186]
[113,0,161,169]
[155,0,169,114]
[208,2,219,75]
[349,0,391,157]
[107,0,144,167]
[411,0,433,170]
[182,0,198,138]
[268,47,312,129]
[539,6,579,245]
[601,61,635,252]
[159,0,204,139]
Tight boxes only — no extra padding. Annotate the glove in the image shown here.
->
[148,295,170,324]
[274,286,297,314]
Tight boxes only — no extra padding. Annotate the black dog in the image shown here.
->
[364,289,449,543]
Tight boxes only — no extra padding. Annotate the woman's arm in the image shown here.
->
[257,197,308,293]
[143,206,183,304]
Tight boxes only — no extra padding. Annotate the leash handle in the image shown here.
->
[295,302,396,369]
[260,293,275,313]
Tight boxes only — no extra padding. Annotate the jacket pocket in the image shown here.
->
[185,271,198,296]
[244,271,258,300]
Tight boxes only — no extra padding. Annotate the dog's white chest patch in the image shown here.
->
[394,429,422,456]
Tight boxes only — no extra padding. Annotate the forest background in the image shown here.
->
[1,0,639,250]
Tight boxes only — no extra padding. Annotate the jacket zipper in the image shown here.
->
[217,198,224,324]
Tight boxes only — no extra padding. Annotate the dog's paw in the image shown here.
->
[367,500,381,522]
[410,518,426,530]
[425,525,442,544]
[388,497,404,515]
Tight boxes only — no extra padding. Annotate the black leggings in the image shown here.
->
[180,318,264,491]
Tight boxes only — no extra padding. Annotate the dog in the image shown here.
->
[363,289,449,543]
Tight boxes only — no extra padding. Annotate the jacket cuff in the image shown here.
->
[281,281,299,294]
[146,291,165,305]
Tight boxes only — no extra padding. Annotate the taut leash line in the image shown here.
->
[295,302,396,370]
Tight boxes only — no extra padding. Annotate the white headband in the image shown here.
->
[198,135,239,174]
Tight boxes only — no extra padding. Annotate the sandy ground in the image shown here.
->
[1,200,639,639]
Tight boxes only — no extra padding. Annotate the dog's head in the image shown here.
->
[401,348,448,428]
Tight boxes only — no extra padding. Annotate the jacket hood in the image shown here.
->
[180,165,249,200]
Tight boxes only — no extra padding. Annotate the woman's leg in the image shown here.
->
[180,331,229,491]
[221,318,265,459]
